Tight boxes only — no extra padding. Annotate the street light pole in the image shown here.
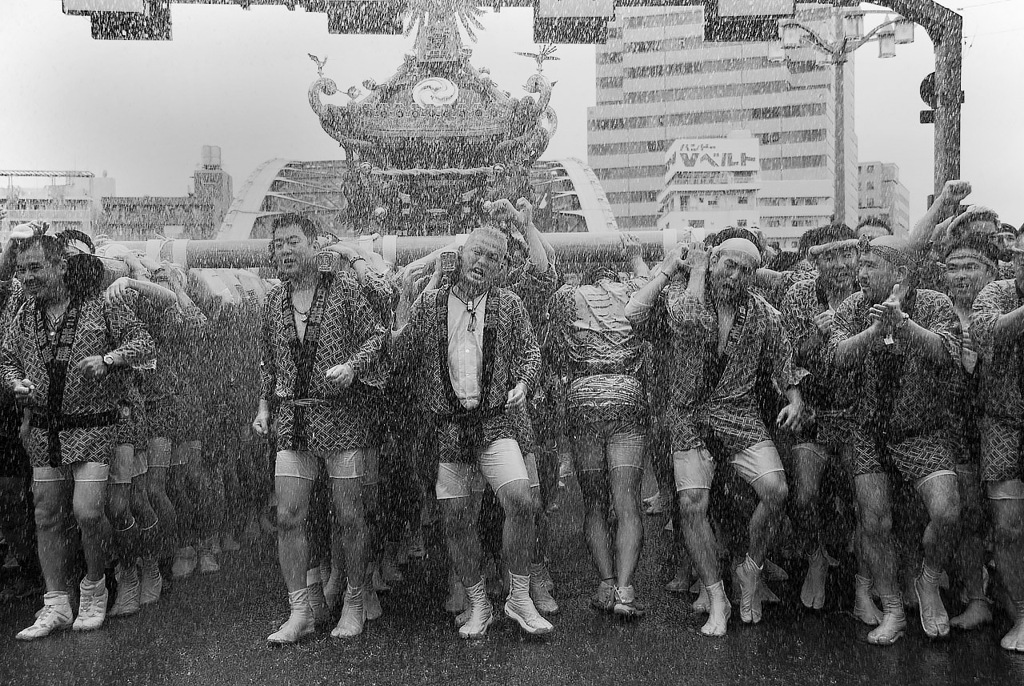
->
[779,10,908,230]
[833,52,846,226]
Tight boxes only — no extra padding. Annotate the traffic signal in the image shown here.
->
[920,72,936,124]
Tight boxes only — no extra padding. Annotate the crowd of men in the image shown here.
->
[1,181,1023,654]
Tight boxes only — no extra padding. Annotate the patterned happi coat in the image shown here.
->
[260,271,387,454]
[392,285,540,464]
[663,286,807,455]
[780,278,859,445]
[969,279,1024,481]
[827,288,959,465]
[1,294,155,468]
[545,277,650,428]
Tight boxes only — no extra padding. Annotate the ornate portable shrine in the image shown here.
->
[307,2,557,237]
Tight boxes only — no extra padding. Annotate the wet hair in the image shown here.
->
[271,213,320,243]
[856,216,893,235]
[766,251,801,272]
[11,234,65,265]
[800,223,857,255]
[942,234,1001,270]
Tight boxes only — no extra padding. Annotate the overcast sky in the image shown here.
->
[0,1,1021,224]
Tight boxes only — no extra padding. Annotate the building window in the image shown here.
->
[736,219,748,227]
[689,220,705,228]
[737,196,749,205]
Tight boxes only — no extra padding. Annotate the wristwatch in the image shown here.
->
[102,354,116,368]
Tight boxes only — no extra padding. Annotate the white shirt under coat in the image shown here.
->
[447,290,487,410]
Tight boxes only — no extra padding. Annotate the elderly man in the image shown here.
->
[4,231,155,640]
[829,235,961,646]
[392,223,551,639]
[780,224,881,620]
[254,213,387,644]
[969,233,1024,652]
[629,237,804,637]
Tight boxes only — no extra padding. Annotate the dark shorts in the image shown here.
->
[979,416,1024,483]
[114,401,146,448]
[851,430,955,483]
[145,398,181,443]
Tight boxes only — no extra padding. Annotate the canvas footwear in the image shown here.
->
[72,577,108,631]
[458,579,493,639]
[108,562,142,617]
[16,592,73,640]
[331,584,366,638]
[266,589,314,645]
[139,557,163,605]
[504,573,553,636]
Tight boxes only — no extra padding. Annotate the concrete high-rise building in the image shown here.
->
[1,171,116,236]
[99,145,234,240]
[588,3,858,248]
[858,161,910,234]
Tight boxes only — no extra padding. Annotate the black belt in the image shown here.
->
[30,410,119,431]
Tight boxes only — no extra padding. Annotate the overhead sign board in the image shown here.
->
[666,138,761,174]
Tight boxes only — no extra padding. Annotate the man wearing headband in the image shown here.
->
[830,235,962,645]
[780,224,881,620]
[3,232,155,640]
[545,234,650,618]
[968,232,1024,652]
[392,223,553,639]
[102,256,209,616]
[650,236,805,637]
[939,237,1001,632]
[254,213,387,644]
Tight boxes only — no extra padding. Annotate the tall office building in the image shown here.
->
[588,3,858,248]
[858,161,910,234]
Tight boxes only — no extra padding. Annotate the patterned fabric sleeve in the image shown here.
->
[542,285,575,372]
[825,292,860,367]
[665,287,716,336]
[764,307,810,393]
[259,288,279,404]
[0,307,27,388]
[340,281,387,379]
[106,295,156,371]
[360,268,399,327]
[509,292,541,395]
[780,282,815,356]
[920,291,961,367]
[970,280,1012,362]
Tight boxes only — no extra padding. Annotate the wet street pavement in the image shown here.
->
[2,483,1022,686]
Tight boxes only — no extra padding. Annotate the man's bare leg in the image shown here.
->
[990,496,1024,651]
[855,473,906,646]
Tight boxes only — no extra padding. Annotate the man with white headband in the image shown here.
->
[968,231,1024,652]
[780,224,882,621]
[830,235,961,646]
[645,235,805,637]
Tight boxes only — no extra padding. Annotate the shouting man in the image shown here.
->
[392,223,552,639]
